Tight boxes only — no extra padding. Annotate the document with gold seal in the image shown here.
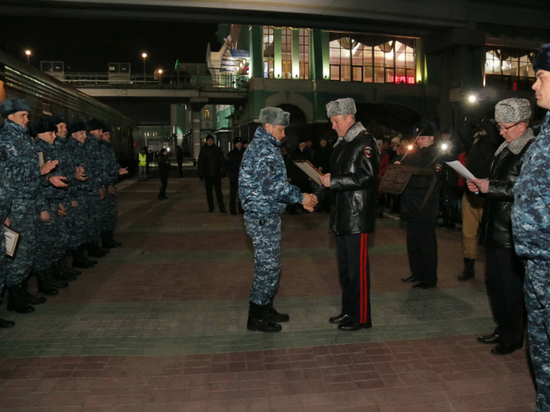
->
[293,160,324,186]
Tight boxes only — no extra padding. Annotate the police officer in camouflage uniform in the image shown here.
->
[31,118,71,296]
[512,44,550,411]
[66,121,96,269]
[99,125,127,248]
[239,107,318,333]
[84,119,110,258]
[0,145,13,327]
[0,99,62,313]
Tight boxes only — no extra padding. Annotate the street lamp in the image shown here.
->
[25,50,31,64]
[142,52,147,84]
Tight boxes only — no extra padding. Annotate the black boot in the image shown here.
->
[266,298,289,323]
[51,263,76,283]
[7,284,35,313]
[73,245,97,268]
[101,231,119,249]
[36,268,60,296]
[247,301,282,333]
[0,318,15,328]
[21,279,47,305]
[457,258,475,281]
[87,242,108,258]
[59,255,81,276]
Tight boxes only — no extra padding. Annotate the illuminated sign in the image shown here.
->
[391,76,415,84]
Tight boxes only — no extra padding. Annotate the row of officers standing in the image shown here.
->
[0,98,127,328]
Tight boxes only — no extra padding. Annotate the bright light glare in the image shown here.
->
[441,143,449,151]
[407,145,413,150]
[142,53,147,58]
[25,50,31,56]
[468,94,477,103]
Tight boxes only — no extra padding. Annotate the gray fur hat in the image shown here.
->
[1,99,31,118]
[495,98,531,123]
[326,98,356,117]
[259,107,290,127]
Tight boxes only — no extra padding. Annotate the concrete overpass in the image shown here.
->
[1,0,547,39]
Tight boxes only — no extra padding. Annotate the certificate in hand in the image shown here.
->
[293,160,324,186]
[4,226,20,259]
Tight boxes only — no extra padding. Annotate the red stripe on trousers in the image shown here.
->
[360,233,368,324]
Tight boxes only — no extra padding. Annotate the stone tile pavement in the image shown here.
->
[0,177,536,411]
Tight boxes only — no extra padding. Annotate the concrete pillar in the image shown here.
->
[249,26,263,79]
[190,98,208,160]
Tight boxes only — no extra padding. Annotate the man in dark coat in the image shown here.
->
[226,137,244,215]
[469,98,533,355]
[158,148,170,200]
[197,135,226,213]
[398,121,444,289]
[317,98,380,331]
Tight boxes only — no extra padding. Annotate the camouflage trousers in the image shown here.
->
[525,260,550,412]
[5,199,36,287]
[84,193,104,243]
[244,213,281,306]
[66,197,89,249]
[33,205,62,273]
[0,228,6,298]
[101,193,118,233]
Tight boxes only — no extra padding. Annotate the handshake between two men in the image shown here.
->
[301,193,318,212]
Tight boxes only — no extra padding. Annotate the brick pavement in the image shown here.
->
[0,177,536,411]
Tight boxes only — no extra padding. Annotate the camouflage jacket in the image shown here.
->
[35,137,69,206]
[0,120,46,211]
[511,112,550,261]
[239,126,302,216]
[66,136,92,196]
[99,140,120,186]
[84,134,108,191]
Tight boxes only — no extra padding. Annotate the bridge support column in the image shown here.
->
[190,98,208,160]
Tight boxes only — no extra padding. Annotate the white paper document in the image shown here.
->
[445,161,477,180]
[4,226,20,258]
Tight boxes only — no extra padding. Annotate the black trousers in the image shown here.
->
[406,220,438,286]
[158,175,168,198]
[204,177,225,212]
[485,247,526,346]
[336,233,371,325]
[229,181,242,214]
[177,162,183,177]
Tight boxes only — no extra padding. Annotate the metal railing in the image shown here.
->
[48,71,249,91]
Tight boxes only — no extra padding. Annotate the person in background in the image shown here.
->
[176,145,184,178]
[157,148,170,200]
[376,139,390,218]
[138,148,147,181]
[197,135,226,213]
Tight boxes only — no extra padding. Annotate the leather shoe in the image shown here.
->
[401,275,417,283]
[477,332,502,344]
[338,320,372,331]
[0,318,15,328]
[412,282,433,289]
[491,342,521,355]
[329,313,351,325]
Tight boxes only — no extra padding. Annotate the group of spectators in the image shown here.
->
[0,99,127,328]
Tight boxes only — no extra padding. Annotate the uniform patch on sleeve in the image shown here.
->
[364,146,373,158]
[435,163,443,172]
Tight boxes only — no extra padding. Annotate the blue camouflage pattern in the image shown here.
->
[0,120,43,286]
[98,140,120,233]
[511,111,550,412]
[0,160,11,297]
[239,126,303,306]
[239,126,303,215]
[244,214,281,305]
[82,134,107,243]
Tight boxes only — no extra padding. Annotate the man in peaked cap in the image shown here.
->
[317,98,379,331]
[511,44,550,410]
[468,98,533,356]
[398,121,444,289]
[239,106,317,333]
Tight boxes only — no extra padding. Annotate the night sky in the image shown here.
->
[0,16,221,73]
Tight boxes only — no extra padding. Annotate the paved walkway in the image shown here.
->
[0,177,536,411]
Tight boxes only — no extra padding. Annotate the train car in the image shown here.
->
[0,50,143,171]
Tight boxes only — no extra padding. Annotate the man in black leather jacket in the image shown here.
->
[398,122,444,289]
[318,98,379,331]
[198,135,226,213]
[468,98,534,355]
